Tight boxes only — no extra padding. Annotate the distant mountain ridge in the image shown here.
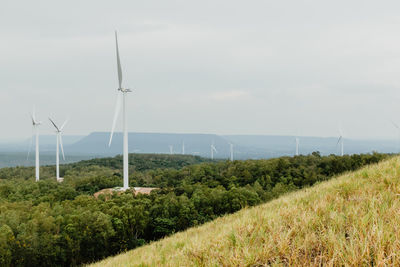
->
[68,132,230,156]
[68,132,398,159]
[0,132,398,163]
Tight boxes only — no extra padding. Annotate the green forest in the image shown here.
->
[0,152,389,266]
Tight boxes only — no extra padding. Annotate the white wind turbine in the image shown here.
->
[109,31,132,190]
[211,142,217,160]
[169,145,174,155]
[28,107,41,182]
[337,128,344,156]
[49,118,68,181]
[182,141,185,155]
[295,137,299,156]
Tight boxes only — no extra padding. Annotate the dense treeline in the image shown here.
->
[69,153,212,172]
[0,152,390,266]
[0,153,211,181]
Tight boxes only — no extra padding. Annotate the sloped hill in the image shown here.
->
[89,156,400,266]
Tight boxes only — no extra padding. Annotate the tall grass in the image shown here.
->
[89,157,400,266]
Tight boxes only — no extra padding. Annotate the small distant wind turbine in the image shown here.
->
[229,143,234,161]
[391,121,400,153]
[182,141,185,155]
[49,118,68,181]
[28,107,41,182]
[169,145,173,155]
[211,142,217,160]
[337,128,344,156]
[109,31,132,190]
[295,137,299,156]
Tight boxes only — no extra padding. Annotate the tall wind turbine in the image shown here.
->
[337,129,344,156]
[169,145,174,155]
[229,143,234,161]
[28,108,41,182]
[211,142,217,160]
[109,31,132,190]
[295,137,299,156]
[49,118,67,181]
[182,141,185,155]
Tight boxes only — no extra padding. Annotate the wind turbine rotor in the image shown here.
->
[31,106,37,124]
[110,31,131,190]
[60,118,69,131]
[49,118,60,132]
[48,118,66,160]
[109,92,122,147]
[31,114,36,125]
[337,136,342,145]
[115,31,123,90]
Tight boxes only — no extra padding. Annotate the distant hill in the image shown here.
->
[224,135,398,158]
[90,156,400,266]
[65,132,400,158]
[67,132,231,157]
[0,132,398,168]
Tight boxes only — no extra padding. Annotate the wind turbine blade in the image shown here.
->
[115,31,123,89]
[109,92,122,146]
[49,118,60,131]
[59,134,65,160]
[60,118,69,131]
[30,114,35,125]
[337,136,342,145]
[391,120,400,130]
[31,106,37,124]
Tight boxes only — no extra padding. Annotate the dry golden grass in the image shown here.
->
[89,157,400,267]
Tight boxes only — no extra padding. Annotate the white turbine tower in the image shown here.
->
[169,145,174,155]
[295,137,299,156]
[28,108,41,182]
[182,141,185,155]
[337,129,344,156]
[49,118,67,181]
[211,142,217,160]
[109,31,132,190]
[229,143,234,161]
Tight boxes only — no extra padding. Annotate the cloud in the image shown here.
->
[2,0,400,139]
[210,90,250,101]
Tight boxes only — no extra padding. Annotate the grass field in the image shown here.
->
[89,156,400,266]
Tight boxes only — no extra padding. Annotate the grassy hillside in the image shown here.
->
[90,156,400,266]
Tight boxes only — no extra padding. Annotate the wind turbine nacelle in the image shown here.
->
[118,88,132,93]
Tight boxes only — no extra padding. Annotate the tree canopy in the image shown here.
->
[0,152,390,266]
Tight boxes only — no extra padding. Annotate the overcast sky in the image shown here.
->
[1,0,400,140]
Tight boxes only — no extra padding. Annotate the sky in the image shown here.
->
[1,0,400,141]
